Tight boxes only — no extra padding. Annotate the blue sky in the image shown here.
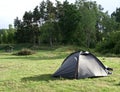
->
[0,0,119,29]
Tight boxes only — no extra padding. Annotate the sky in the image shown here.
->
[0,0,119,29]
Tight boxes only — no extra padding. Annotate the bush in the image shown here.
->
[5,45,14,52]
[16,48,35,55]
[96,40,114,53]
[113,41,120,54]
[96,31,120,54]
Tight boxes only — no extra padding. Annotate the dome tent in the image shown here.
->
[53,51,113,79]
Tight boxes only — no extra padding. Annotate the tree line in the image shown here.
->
[0,0,120,54]
[0,24,15,44]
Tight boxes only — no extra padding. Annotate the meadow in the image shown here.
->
[0,46,120,92]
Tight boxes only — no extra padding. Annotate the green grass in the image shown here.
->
[0,46,120,92]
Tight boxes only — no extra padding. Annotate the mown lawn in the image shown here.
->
[0,47,120,92]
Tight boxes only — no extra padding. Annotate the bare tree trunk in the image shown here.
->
[50,36,53,47]
[33,32,36,46]
[86,30,90,48]
[38,36,41,46]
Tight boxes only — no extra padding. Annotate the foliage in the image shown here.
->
[75,0,99,47]
[14,0,106,47]
[111,7,120,23]
[4,45,14,52]
[0,0,120,54]
[0,26,15,44]
[58,1,80,44]
[96,31,120,54]
[111,7,120,30]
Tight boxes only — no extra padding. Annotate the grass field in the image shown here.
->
[0,46,120,92]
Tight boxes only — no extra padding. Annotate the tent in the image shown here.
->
[53,51,113,79]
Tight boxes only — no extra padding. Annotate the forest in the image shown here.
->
[0,0,120,54]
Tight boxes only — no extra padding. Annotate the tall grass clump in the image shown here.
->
[15,48,35,55]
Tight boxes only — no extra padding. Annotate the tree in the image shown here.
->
[42,0,56,46]
[96,31,120,54]
[39,0,46,25]
[14,17,24,43]
[111,8,120,22]
[13,0,118,49]
[40,22,54,45]
[58,0,80,44]
[75,0,99,47]
[2,30,8,43]
[23,11,33,25]
[33,6,41,45]
[111,7,120,30]
[14,17,21,29]
[8,24,15,43]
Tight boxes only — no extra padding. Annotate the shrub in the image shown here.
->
[5,45,14,52]
[16,48,35,55]
[113,41,120,54]
[96,31,120,54]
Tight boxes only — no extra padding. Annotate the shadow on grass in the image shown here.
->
[1,54,66,61]
[21,74,59,82]
[116,82,120,86]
